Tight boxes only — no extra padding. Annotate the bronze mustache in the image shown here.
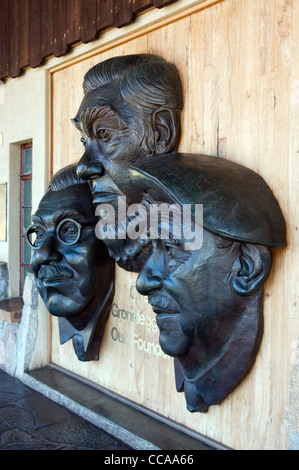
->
[38,264,73,281]
[148,293,180,313]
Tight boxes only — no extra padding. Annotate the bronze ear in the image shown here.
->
[231,243,272,297]
[152,108,177,154]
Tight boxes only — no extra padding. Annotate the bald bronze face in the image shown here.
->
[30,184,114,330]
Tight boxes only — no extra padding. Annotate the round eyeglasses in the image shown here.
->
[26,218,96,248]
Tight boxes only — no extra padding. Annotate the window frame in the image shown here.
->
[20,142,32,295]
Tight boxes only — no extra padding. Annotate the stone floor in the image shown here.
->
[0,368,132,450]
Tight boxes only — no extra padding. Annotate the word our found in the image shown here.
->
[110,302,170,360]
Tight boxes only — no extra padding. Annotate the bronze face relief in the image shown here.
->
[28,164,115,362]
[65,53,287,412]
[72,54,183,268]
[129,153,286,412]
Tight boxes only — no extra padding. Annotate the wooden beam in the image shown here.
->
[29,0,43,68]
[114,0,136,28]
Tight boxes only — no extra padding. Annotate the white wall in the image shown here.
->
[0,68,49,296]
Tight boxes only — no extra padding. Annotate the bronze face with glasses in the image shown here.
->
[27,217,97,249]
[28,164,115,362]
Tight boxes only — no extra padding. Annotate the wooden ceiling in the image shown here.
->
[0,0,177,80]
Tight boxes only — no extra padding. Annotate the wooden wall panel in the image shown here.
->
[50,0,299,450]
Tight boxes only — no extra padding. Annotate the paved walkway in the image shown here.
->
[0,368,132,450]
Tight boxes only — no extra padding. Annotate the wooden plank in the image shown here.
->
[132,0,154,14]
[0,0,10,79]
[9,0,21,78]
[18,0,30,69]
[29,0,42,68]
[114,0,136,28]
[67,0,81,46]
[153,0,177,8]
[80,0,97,43]
[189,10,205,153]
[259,0,276,75]
[53,0,69,57]
[96,0,115,33]
[41,0,54,59]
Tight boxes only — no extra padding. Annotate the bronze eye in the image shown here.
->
[96,128,110,141]
[58,219,80,245]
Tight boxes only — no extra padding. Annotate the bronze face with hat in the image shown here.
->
[129,153,286,412]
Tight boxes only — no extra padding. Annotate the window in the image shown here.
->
[20,143,32,295]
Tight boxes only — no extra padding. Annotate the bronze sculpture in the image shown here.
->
[65,53,287,411]
[128,153,286,412]
[72,54,183,268]
[27,164,115,361]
